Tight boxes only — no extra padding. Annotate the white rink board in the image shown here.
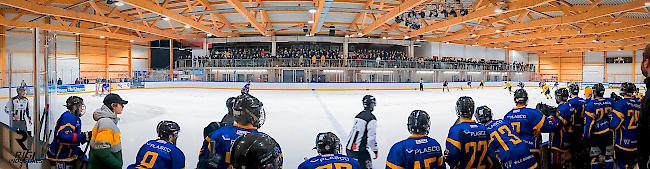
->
[0,82,644,169]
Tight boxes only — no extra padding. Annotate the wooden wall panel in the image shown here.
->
[538,53,583,82]
[80,36,132,80]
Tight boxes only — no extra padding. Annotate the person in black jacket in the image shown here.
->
[639,44,650,169]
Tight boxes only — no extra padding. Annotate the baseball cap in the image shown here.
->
[103,93,128,105]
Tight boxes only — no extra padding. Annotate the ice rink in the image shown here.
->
[2,86,585,168]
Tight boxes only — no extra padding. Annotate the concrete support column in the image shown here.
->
[408,41,414,58]
[271,37,277,57]
[343,40,349,58]
[169,39,173,81]
[633,51,637,82]
[603,51,609,82]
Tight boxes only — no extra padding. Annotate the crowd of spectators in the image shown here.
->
[176,46,534,72]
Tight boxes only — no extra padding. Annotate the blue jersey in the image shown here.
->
[485,119,537,169]
[610,98,641,151]
[568,97,586,127]
[503,107,556,152]
[584,98,614,139]
[386,136,445,169]
[445,119,489,169]
[298,154,360,169]
[550,103,573,151]
[46,111,87,161]
[206,124,282,169]
[127,140,186,169]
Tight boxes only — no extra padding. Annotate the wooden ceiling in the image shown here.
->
[0,0,648,54]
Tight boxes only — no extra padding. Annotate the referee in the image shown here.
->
[5,87,31,136]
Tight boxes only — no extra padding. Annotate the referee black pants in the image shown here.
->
[347,149,372,169]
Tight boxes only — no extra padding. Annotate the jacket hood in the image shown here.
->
[93,105,119,123]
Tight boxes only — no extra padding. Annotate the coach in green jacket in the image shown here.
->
[88,93,127,169]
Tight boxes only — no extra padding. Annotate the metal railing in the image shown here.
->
[176,58,536,72]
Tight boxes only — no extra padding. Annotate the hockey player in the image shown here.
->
[610,82,641,169]
[198,97,237,168]
[468,81,472,89]
[346,95,378,169]
[241,81,251,94]
[230,133,283,169]
[44,96,91,169]
[5,87,31,135]
[504,89,557,163]
[518,81,525,89]
[542,83,552,99]
[386,110,444,169]
[443,81,450,92]
[568,84,589,168]
[220,97,237,126]
[554,82,559,89]
[584,83,615,169]
[475,106,538,169]
[445,96,489,169]
[299,132,360,169]
[504,81,512,94]
[479,80,485,89]
[203,94,282,169]
[127,121,185,169]
[550,88,574,168]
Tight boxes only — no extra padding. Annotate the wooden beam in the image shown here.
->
[224,0,268,35]
[0,0,180,39]
[480,18,650,44]
[310,0,326,35]
[464,0,647,41]
[122,0,233,37]
[350,0,375,31]
[196,0,235,31]
[410,0,554,37]
[507,29,650,48]
[361,0,426,35]
[0,16,153,42]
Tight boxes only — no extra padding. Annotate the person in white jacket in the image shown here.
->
[346,95,378,169]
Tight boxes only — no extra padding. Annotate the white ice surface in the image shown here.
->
[6,87,602,168]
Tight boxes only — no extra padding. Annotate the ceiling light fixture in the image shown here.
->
[114,2,124,6]
[309,9,317,13]
[129,40,134,43]
[100,36,105,39]
[495,29,504,33]
[184,25,190,28]
[308,20,314,24]
[207,33,212,37]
